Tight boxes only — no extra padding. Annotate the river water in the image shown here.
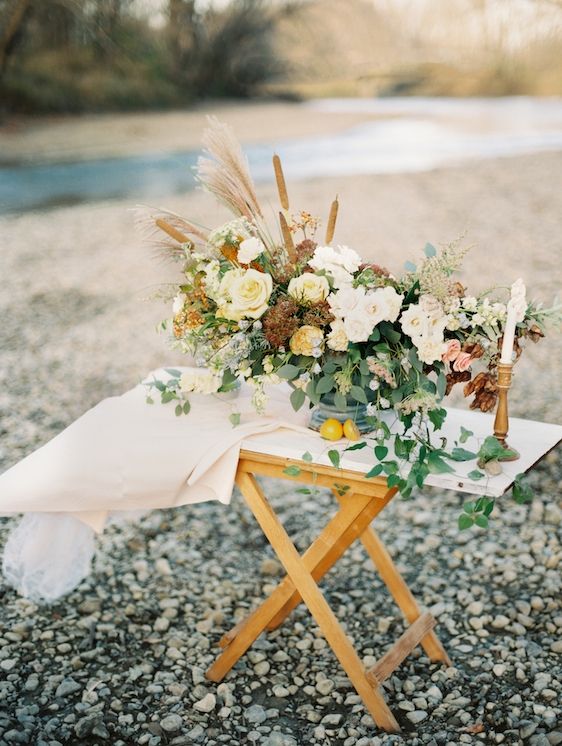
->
[1,96,561,215]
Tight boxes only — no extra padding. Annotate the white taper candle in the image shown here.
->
[500,306,517,364]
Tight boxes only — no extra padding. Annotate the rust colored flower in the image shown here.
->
[445,369,471,395]
[464,371,498,412]
[359,262,390,277]
[263,298,300,348]
[527,324,545,343]
[461,342,484,359]
[302,301,335,328]
[295,239,317,264]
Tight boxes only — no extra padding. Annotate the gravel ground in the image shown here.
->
[0,151,561,744]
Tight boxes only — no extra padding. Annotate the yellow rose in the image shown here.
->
[287,273,330,305]
[226,268,272,319]
[289,325,324,357]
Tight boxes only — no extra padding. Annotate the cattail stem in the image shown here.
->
[273,154,289,211]
[156,219,190,245]
[325,197,339,244]
[279,211,297,264]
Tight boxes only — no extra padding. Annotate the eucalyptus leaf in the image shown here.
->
[278,364,301,380]
[350,385,368,404]
[316,376,334,394]
[424,242,437,257]
[334,392,347,411]
[290,387,306,411]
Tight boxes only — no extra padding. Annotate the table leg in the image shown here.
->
[359,526,451,666]
[234,471,401,733]
[207,485,392,683]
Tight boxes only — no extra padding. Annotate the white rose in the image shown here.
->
[343,310,374,343]
[415,337,448,365]
[380,286,404,322]
[308,244,361,288]
[326,319,349,351]
[288,274,330,305]
[327,285,365,318]
[400,304,431,340]
[173,292,186,314]
[238,237,264,264]
[360,288,391,326]
[222,268,273,319]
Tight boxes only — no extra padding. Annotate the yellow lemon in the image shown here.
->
[319,418,344,441]
[343,419,360,441]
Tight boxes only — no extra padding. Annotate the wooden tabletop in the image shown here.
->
[241,407,562,498]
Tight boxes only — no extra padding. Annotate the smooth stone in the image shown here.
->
[254,661,271,676]
[245,704,267,724]
[194,693,216,713]
[55,679,81,698]
[492,615,510,629]
[160,714,183,733]
[407,711,428,724]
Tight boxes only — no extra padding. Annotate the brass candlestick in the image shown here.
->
[493,362,520,461]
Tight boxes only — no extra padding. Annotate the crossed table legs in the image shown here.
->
[206,452,451,733]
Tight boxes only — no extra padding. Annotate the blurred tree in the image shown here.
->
[0,0,31,76]
[168,0,197,84]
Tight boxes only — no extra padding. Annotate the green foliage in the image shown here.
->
[458,496,495,530]
[328,450,341,469]
[512,473,533,504]
[477,436,517,463]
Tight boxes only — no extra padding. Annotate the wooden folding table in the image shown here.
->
[206,409,562,733]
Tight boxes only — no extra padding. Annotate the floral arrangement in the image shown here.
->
[139,119,560,528]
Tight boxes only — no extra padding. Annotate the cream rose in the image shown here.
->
[223,268,272,319]
[326,320,349,351]
[289,325,324,357]
[179,368,222,395]
[416,337,448,365]
[288,273,330,305]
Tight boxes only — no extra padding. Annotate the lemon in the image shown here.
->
[343,419,360,441]
[319,418,344,441]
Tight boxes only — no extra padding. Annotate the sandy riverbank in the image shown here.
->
[0,101,388,165]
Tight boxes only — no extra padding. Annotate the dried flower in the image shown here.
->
[445,370,471,395]
[263,298,299,348]
[464,372,498,412]
[295,239,317,264]
[302,301,335,328]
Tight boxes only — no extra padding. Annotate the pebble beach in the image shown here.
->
[0,104,561,745]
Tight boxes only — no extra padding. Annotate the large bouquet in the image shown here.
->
[139,119,559,527]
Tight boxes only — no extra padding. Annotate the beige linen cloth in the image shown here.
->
[0,369,309,602]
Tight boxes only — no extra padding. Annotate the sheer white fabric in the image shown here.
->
[2,513,95,603]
